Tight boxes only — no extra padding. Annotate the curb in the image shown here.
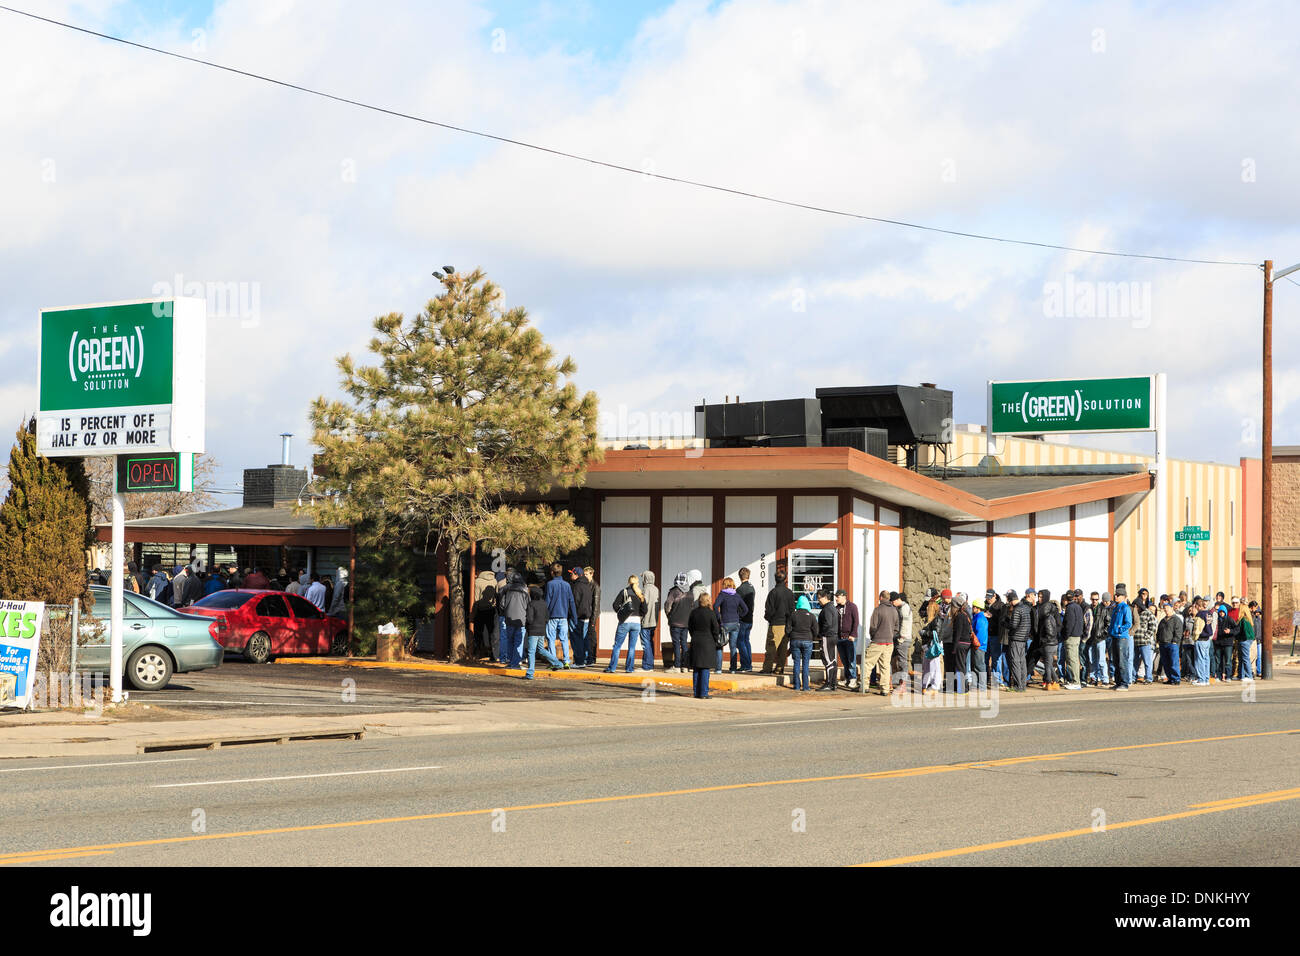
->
[273,656,756,692]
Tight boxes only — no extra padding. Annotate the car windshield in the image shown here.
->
[194,592,251,610]
[89,587,182,618]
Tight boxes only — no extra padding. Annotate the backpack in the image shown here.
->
[1108,601,1131,638]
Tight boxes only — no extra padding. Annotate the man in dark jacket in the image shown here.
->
[984,589,1005,689]
[736,568,757,674]
[1036,589,1061,690]
[815,589,840,691]
[834,589,861,689]
[500,571,531,668]
[1062,589,1086,689]
[570,566,595,668]
[1004,590,1032,691]
[763,569,795,675]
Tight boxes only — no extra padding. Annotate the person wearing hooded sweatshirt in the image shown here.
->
[664,572,693,673]
[715,577,750,673]
[950,593,974,694]
[1087,591,1111,686]
[891,592,913,695]
[787,594,819,691]
[638,571,660,671]
[816,589,840,691]
[1004,590,1032,692]
[1062,589,1086,689]
[1132,595,1159,684]
[1035,589,1061,691]
[523,584,567,679]
[500,571,531,668]
[864,591,897,697]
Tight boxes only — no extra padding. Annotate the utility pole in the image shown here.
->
[1262,261,1274,679]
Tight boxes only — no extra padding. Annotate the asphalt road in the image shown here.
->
[2,675,1296,866]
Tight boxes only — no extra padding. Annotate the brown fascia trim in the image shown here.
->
[590,448,1152,521]
[94,526,352,546]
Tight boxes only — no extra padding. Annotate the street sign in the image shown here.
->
[1187,541,1200,556]
[37,298,206,457]
[990,376,1153,435]
[1175,526,1211,542]
[114,453,194,494]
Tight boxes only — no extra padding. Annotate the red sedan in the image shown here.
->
[181,589,348,664]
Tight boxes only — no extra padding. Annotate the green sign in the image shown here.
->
[1187,541,1200,556]
[1174,526,1211,542]
[37,299,206,457]
[114,453,194,493]
[991,376,1153,435]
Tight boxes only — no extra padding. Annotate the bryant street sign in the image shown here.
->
[990,376,1154,435]
[37,299,205,456]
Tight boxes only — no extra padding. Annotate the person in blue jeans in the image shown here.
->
[715,577,750,673]
[606,575,647,673]
[735,568,756,672]
[687,593,723,698]
[638,571,660,670]
[523,585,566,679]
[499,571,531,668]
[786,595,819,691]
[1233,598,1256,680]
[1109,584,1134,689]
[544,563,576,665]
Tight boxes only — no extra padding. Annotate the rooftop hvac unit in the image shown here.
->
[824,426,889,459]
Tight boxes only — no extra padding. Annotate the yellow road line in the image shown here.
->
[1,727,1293,862]
[0,850,115,865]
[1188,787,1300,808]
[860,787,1300,867]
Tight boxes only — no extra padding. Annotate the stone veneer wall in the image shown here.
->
[902,507,950,600]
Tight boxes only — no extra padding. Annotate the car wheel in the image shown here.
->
[126,646,174,691]
[245,631,272,664]
[330,629,349,656]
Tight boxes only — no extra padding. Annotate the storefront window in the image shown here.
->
[789,549,838,606]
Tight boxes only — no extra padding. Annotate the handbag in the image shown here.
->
[925,634,943,660]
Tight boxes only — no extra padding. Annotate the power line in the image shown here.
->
[0,3,1262,270]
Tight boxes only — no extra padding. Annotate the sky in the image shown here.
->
[3,0,1299,506]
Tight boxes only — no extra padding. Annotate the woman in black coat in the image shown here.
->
[688,593,724,699]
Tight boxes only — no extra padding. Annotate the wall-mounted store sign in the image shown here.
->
[37,298,206,457]
[990,376,1153,435]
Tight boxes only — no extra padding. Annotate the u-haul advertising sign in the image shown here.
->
[37,298,205,457]
[0,600,46,710]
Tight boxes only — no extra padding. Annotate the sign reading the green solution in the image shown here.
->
[37,299,205,456]
[990,376,1153,435]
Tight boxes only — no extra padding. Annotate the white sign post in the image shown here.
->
[38,298,205,704]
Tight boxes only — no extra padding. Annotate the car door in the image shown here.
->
[77,589,152,672]
[285,594,327,653]
[253,594,293,654]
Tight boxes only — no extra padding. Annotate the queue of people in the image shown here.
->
[96,558,348,617]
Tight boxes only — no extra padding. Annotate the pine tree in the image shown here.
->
[0,418,93,606]
[309,269,600,661]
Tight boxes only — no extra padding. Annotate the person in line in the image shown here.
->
[950,592,974,694]
[523,583,567,679]
[1189,596,1212,685]
[500,571,531,668]
[835,589,861,690]
[1060,589,1085,689]
[1212,595,1236,683]
[1004,590,1031,692]
[787,595,819,692]
[1247,599,1263,679]
[970,597,990,691]
[1109,583,1134,690]
[545,562,576,666]
[146,565,169,602]
[569,567,593,668]
[891,591,913,696]
[716,577,749,673]
[471,583,498,660]
[983,589,1005,689]
[304,572,327,611]
[1177,595,1195,679]
[1156,595,1183,685]
[1086,591,1110,686]
[328,569,349,620]
[638,571,661,671]
[606,574,647,674]
[688,592,723,699]
[582,568,600,665]
[816,589,840,691]
[864,591,897,697]
[664,571,693,674]
[286,571,305,597]
[918,588,944,694]
[1132,591,1158,684]
[762,569,794,676]
[245,567,272,590]
[735,567,756,673]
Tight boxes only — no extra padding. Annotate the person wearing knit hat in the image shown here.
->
[950,592,974,693]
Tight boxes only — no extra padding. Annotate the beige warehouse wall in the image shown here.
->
[945,431,1242,597]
